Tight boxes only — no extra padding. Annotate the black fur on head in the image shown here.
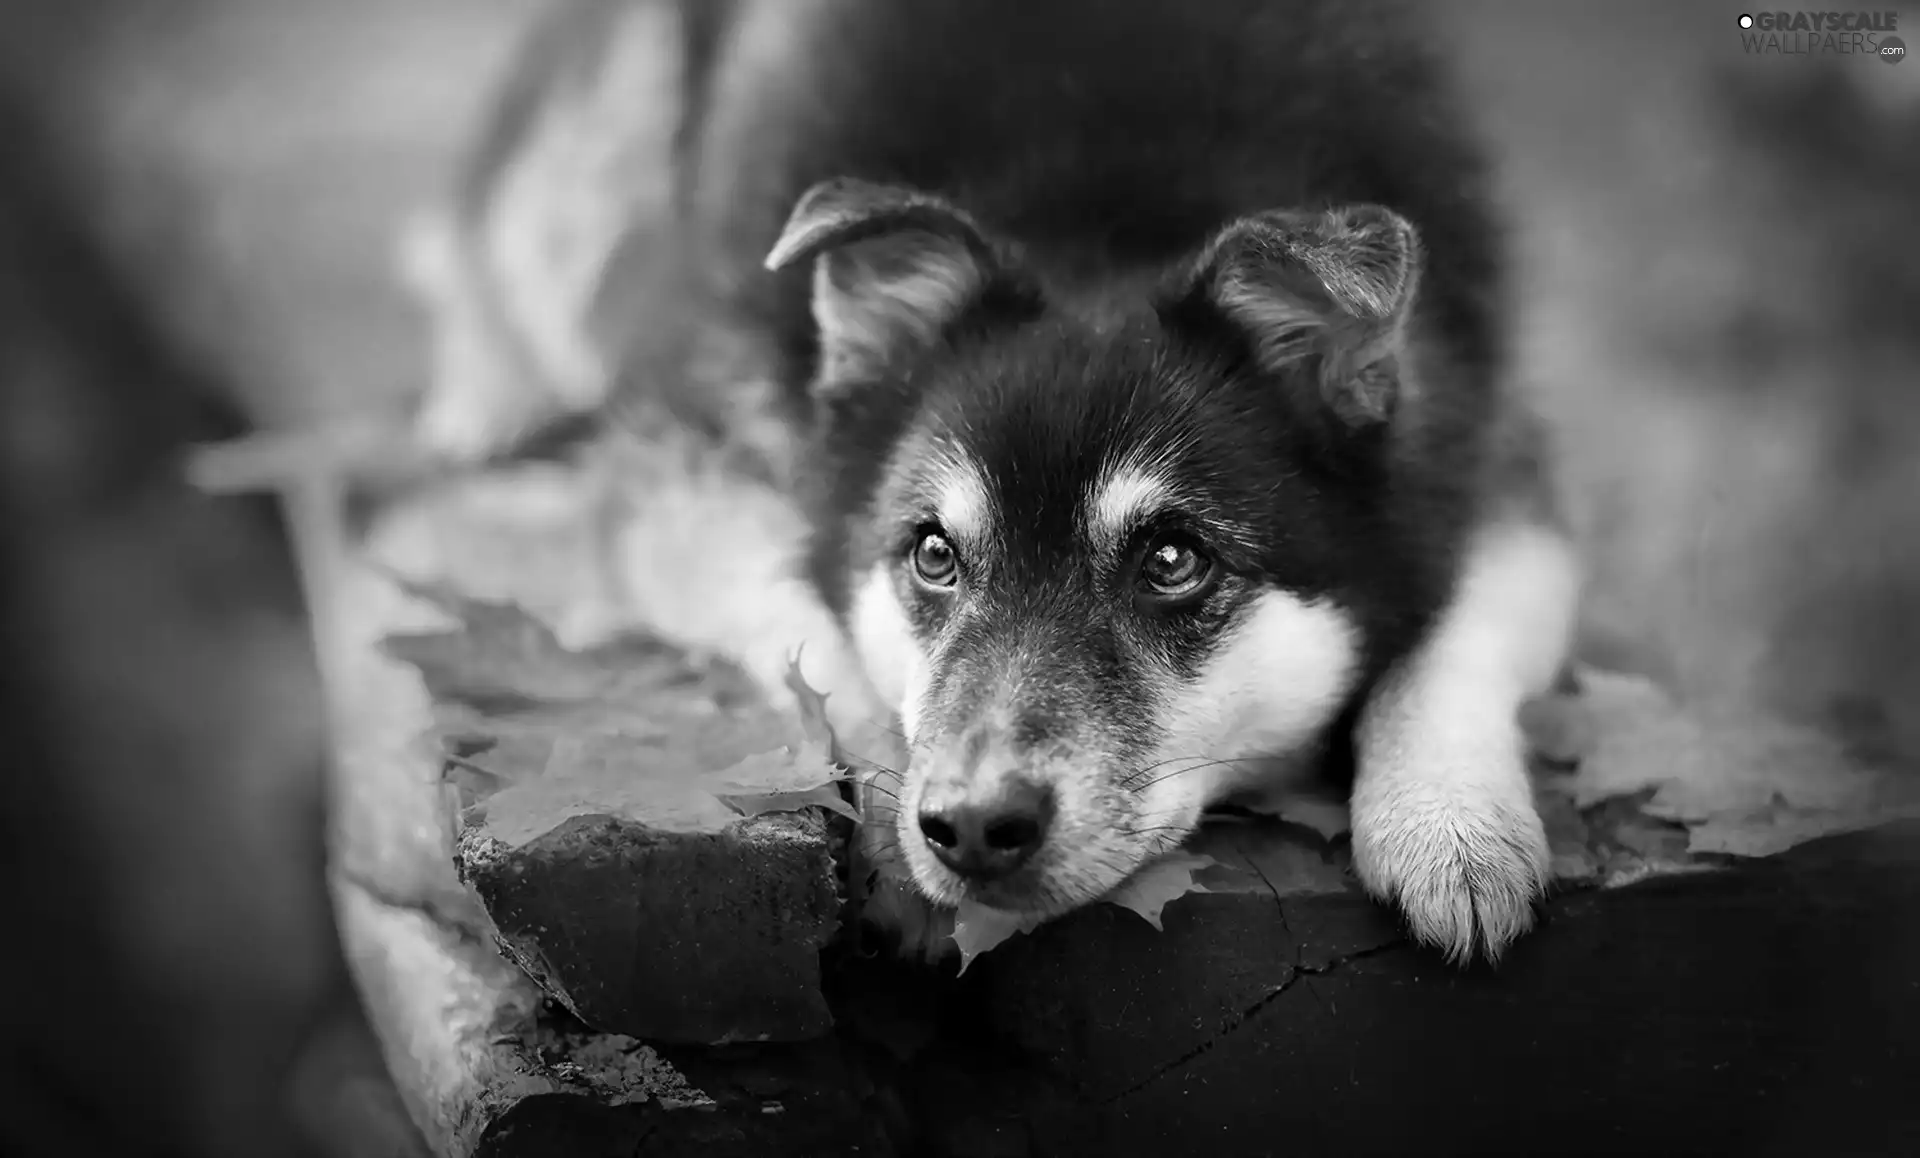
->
[780,180,1457,688]
[768,179,1429,470]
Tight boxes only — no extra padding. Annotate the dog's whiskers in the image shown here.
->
[849,774,903,804]
[1119,754,1251,794]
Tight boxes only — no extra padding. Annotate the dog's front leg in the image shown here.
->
[1349,520,1581,965]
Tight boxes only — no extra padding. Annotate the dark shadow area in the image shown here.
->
[460,820,1920,1158]
[0,82,424,1158]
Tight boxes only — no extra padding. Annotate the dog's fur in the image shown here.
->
[617,0,1580,966]
[397,0,1580,965]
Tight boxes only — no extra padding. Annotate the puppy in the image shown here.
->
[458,0,1583,965]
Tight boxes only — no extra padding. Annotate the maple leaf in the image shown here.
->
[781,653,839,770]
[1103,851,1219,931]
[1558,664,1920,858]
[702,747,858,823]
[950,901,1046,976]
[380,579,859,847]
[1208,776,1352,841]
[716,783,860,823]
[945,850,1222,972]
[379,572,711,719]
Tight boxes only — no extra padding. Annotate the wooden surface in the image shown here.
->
[965,822,1920,1157]
[319,529,745,1154]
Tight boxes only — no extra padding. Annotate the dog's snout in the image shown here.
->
[917,779,1056,881]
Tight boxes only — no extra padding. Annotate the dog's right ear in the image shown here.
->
[765,178,1008,390]
[1174,204,1423,428]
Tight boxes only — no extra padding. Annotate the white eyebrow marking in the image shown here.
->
[931,451,994,554]
[1085,456,1180,555]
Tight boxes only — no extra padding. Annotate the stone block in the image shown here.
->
[457,810,840,1044]
[375,583,847,1046]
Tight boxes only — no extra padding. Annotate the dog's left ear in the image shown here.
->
[1174,204,1423,426]
[765,178,1010,391]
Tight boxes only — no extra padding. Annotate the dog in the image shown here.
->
[430,0,1583,966]
[675,0,1584,966]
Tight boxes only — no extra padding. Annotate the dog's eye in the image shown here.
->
[1137,535,1214,601]
[910,530,959,588]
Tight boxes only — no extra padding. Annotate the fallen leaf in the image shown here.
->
[950,901,1046,975]
[1190,828,1351,897]
[1562,665,1920,857]
[382,575,718,707]
[380,579,854,847]
[945,850,1223,971]
[1104,852,1219,931]
[715,784,861,824]
[703,747,857,823]
[1210,774,1352,841]
[795,660,910,790]
[782,655,836,758]
[1272,800,1350,841]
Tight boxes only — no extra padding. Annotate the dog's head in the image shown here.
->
[767,178,1431,919]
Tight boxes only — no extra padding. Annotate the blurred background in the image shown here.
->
[0,0,1914,1154]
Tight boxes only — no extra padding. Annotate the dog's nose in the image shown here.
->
[916,780,1056,881]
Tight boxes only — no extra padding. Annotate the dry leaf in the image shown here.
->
[1271,800,1350,841]
[703,748,857,823]
[951,902,1046,975]
[715,784,861,823]
[1104,852,1219,931]
[782,656,835,749]
[700,746,847,795]
[382,581,857,847]
[1561,665,1920,857]
[945,850,1223,972]
[1211,774,1353,841]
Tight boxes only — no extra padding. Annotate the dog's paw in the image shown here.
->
[1349,781,1550,966]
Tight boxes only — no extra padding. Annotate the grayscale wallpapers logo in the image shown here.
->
[1737,11,1906,62]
